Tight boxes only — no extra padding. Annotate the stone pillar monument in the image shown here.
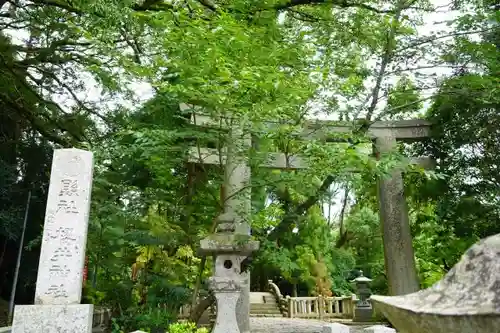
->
[12,149,94,333]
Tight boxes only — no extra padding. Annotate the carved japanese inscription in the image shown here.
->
[12,304,93,333]
[34,149,94,305]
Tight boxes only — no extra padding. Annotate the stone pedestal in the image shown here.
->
[211,277,243,333]
[12,304,93,333]
[354,307,373,322]
[236,271,250,333]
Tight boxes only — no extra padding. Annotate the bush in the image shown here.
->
[111,306,176,333]
[168,322,209,333]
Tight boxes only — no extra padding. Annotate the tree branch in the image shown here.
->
[196,0,217,11]
[335,185,350,248]
[271,0,391,13]
[31,0,173,17]
[364,0,419,121]
[287,8,333,22]
[395,28,496,53]
[375,95,435,120]
[3,98,71,146]
[364,12,401,121]
[132,0,174,12]
[384,64,460,76]
[30,0,85,15]
[29,65,112,125]
[338,185,349,235]
[267,174,336,241]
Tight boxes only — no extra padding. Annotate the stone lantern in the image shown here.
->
[351,270,373,322]
[199,212,259,333]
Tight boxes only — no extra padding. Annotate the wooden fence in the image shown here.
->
[267,280,356,320]
[178,305,191,319]
[286,295,355,319]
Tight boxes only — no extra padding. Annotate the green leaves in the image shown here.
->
[153,7,315,120]
[2,0,497,320]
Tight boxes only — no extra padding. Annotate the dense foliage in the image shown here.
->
[0,0,498,330]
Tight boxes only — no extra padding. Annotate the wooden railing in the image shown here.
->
[267,280,357,319]
[93,307,112,331]
[287,295,355,319]
[267,280,288,316]
[178,284,358,321]
[178,305,191,319]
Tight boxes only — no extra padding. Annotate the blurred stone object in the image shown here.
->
[371,233,500,333]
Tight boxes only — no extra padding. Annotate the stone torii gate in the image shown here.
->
[182,104,431,330]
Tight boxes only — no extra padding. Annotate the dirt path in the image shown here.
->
[250,317,375,333]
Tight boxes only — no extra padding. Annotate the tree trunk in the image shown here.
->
[190,256,207,311]
[292,283,298,297]
[189,187,223,315]
[339,186,349,234]
[0,240,7,295]
[189,294,216,324]
[0,240,7,270]
[259,268,267,292]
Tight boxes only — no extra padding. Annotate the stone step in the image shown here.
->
[249,313,284,318]
[250,292,276,303]
[250,309,282,313]
[263,296,276,302]
[252,299,277,304]
[250,304,279,309]
[257,302,277,306]
[250,308,280,312]
[250,312,282,316]
[250,309,280,312]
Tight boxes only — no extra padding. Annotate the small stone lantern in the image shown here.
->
[351,270,373,322]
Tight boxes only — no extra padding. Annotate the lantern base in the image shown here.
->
[354,306,374,322]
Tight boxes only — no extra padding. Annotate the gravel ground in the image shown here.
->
[250,317,370,333]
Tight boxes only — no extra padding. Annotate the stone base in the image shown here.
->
[322,323,350,333]
[364,325,396,333]
[12,304,93,333]
[354,307,374,322]
[370,299,500,333]
[371,233,500,333]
